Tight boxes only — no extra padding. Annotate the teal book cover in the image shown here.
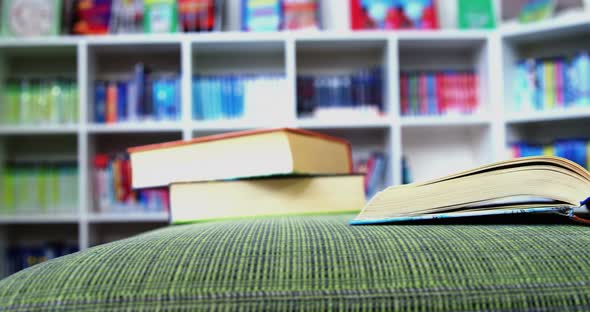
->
[458,0,496,29]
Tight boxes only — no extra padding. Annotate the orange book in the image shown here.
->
[106,82,118,123]
[128,128,353,189]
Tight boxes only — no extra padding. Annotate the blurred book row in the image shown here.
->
[1,0,321,37]
[511,139,590,170]
[513,52,590,112]
[4,243,78,276]
[0,162,78,216]
[297,68,384,119]
[192,75,287,121]
[94,64,181,123]
[0,78,78,125]
[94,154,169,214]
[400,71,479,116]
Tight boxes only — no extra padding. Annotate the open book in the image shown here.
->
[351,156,590,225]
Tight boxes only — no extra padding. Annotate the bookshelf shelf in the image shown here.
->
[500,12,590,43]
[506,108,590,124]
[2,12,590,277]
[0,215,79,224]
[296,117,392,129]
[88,213,169,223]
[87,122,183,133]
[400,115,491,127]
[0,125,79,135]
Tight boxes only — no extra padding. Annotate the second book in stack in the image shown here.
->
[128,128,365,223]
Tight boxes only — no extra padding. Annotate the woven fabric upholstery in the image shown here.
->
[2,215,590,311]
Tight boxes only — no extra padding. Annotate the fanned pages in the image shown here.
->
[351,156,590,225]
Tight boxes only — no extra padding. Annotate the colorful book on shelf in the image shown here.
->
[94,153,168,213]
[170,175,365,223]
[2,0,62,37]
[128,128,352,189]
[511,139,590,170]
[400,71,478,116]
[458,0,495,29]
[351,156,590,225]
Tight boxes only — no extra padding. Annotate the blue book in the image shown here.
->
[234,77,245,118]
[221,76,232,118]
[174,77,181,120]
[117,81,128,121]
[211,78,223,119]
[427,73,437,114]
[94,82,107,123]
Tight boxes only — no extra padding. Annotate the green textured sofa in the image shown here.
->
[1,214,590,311]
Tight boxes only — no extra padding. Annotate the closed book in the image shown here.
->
[170,175,365,223]
[106,82,118,123]
[128,128,352,189]
[94,82,106,123]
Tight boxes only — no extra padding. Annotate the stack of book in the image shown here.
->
[1,161,78,216]
[511,139,589,170]
[192,75,287,121]
[1,78,78,125]
[94,64,180,123]
[513,52,590,112]
[400,70,479,116]
[4,242,78,276]
[297,68,383,118]
[128,129,366,223]
[93,154,169,214]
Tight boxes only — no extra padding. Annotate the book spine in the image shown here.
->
[94,82,106,123]
[117,81,128,122]
[400,73,408,115]
[106,81,118,123]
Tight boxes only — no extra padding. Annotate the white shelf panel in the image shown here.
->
[506,108,590,124]
[0,214,79,224]
[191,120,279,131]
[397,29,490,41]
[87,122,183,133]
[0,124,79,135]
[88,213,169,223]
[500,12,590,43]
[296,117,391,129]
[85,33,185,45]
[0,36,79,47]
[400,115,491,127]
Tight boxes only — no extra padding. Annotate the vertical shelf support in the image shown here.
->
[489,33,507,161]
[285,36,298,125]
[77,40,89,250]
[387,36,402,186]
[181,39,193,140]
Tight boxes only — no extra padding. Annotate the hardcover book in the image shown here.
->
[170,175,365,223]
[351,156,590,225]
[128,128,352,189]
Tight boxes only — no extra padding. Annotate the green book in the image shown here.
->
[458,0,496,29]
[144,0,178,33]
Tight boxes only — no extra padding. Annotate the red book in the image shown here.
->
[419,74,428,115]
[400,74,408,115]
[470,73,479,113]
[94,154,109,170]
[435,73,444,114]
[121,159,133,203]
[106,82,118,123]
[364,156,375,193]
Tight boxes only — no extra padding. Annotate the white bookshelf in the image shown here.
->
[0,14,589,276]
